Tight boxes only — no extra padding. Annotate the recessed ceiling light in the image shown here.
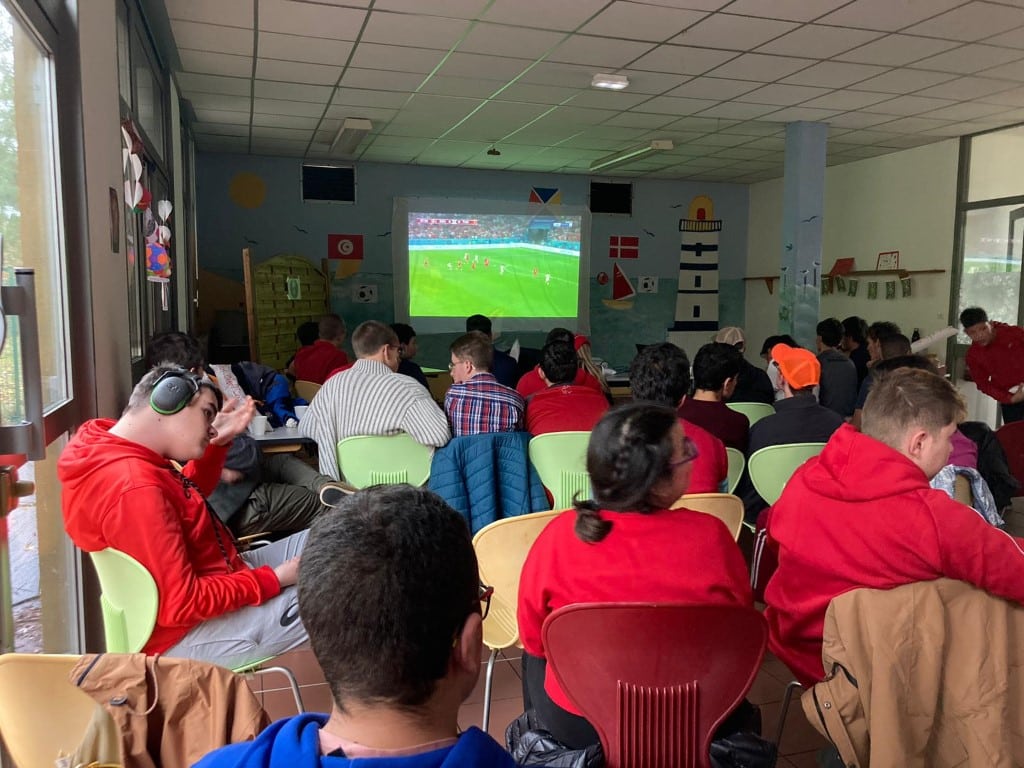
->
[591,73,629,91]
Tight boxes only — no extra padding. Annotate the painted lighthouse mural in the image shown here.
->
[668,195,721,355]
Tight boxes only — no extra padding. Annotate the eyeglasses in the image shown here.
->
[448,359,467,372]
[478,583,494,621]
[668,436,699,468]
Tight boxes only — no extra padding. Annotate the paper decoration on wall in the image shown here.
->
[638,276,657,293]
[867,282,878,300]
[229,172,267,209]
[834,276,846,293]
[885,280,897,299]
[877,250,899,270]
[286,276,301,300]
[529,187,561,205]
[597,271,609,285]
[609,235,639,258]
[901,277,912,297]
[602,262,636,310]
[670,195,721,346]
[847,278,858,297]
[328,233,364,279]
[821,276,833,295]
[121,120,150,214]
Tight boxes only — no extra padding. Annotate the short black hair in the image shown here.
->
[873,353,939,377]
[145,331,204,371]
[692,342,741,392]
[867,321,902,342]
[466,314,491,335]
[390,323,416,345]
[880,333,912,360]
[629,342,691,406]
[816,318,844,348]
[298,485,479,710]
[759,335,797,357]
[842,316,868,345]
[296,321,319,347]
[540,340,577,386]
[545,327,574,346]
[959,306,988,328]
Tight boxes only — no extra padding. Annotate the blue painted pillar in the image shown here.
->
[779,121,827,348]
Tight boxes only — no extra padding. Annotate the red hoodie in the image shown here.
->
[765,423,1024,687]
[965,321,1024,404]
[58,419,282,654]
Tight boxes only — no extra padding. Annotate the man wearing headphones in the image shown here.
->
[58,365,309,670]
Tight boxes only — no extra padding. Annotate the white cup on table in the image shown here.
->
[294,405,308,421]
[249,414,269,436]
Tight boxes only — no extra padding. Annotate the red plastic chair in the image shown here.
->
[996,420,1024,497]
[542,603,767,768]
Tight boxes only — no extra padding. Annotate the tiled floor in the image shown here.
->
[252,642,829,765]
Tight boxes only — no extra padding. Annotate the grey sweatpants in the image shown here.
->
[164,529,309,670]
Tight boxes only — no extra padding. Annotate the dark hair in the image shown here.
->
[692,342,741,392]
[759,334,797,357]
[390,323,416,345]
[352,321,398,357]
[296,321,319,347]
[629,342,691,406]
[545,327,574,346]
[127,363,222,412]
[298,485,479,710]
[466,314,491,335]
[880,333,912,360]
[816,318,844,348]
[319,314,346,341]
[574,402,679,544]
[872,353,939,377]
[842,316,868,345]
[450,331,493,371]
[867,321,902,342]
[540,340,577,385]
[144,331,204,371]
[959,306,988,328]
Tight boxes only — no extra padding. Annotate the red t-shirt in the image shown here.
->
[293,340,349,385]
[525,385,610,436]
[680,418,728,494]
[517,366,604,399]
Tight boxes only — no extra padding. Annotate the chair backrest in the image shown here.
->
[0,654,104,766]
[725,447,744,494]
[747,442,827,505]
[996,421,1024,497]
[725,401,775,425]
[671,493,744,540]
[528,431,592,510]
[472,510,561,649]
[89,548,159,653]
[543,603,767,768]
[294,379,321,402]
[336,432,433,487]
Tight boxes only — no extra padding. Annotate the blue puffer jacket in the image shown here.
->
[428,431,549,533]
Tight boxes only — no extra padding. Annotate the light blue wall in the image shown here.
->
[196,153,750,370]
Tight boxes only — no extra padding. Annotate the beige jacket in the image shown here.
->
[801,579,1024,767]
[70,653,270,768]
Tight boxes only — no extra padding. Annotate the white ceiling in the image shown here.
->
[163,0,1024,183]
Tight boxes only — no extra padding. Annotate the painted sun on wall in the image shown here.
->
[667,195,721,354]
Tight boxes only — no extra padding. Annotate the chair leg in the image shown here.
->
[481,647,499,734]
[774,680,803,748]
[251,665,306,713]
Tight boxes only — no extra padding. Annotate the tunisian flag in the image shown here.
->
[327,233,364,260]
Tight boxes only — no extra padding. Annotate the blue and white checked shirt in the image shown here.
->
[445,373,525,437]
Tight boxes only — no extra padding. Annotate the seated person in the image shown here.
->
[58,365,308,670]
[764,368,1024,688]
[517,328,605,399]
[196,485,516,768]
[300,321,451,481]
[573,334,612,402]
[445,331,525,437]
[518,402,753,749]
[678,342,750,452]
[391,322,429,389]
[285,320,320,381]
[146,331,346,537]
[629,342,727,494]
[850,332,911,428]
[841,316,870,387]
[759,334,798,400]
[525,340,608,436]
[293,314,350,385]
[466,313,518,388]
[816,317,858,418]
[716,326,774,405]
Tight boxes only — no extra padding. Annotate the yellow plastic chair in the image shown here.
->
[528,431,591,510]
[725,447,744,494]
[472,509,561,732]
[671,492,744,540]
[336,432,433,487]
[747,442,827,505]
[294,379,321,402]
[0,653,101,767]
[726,401,775,425]
[88,548,305,712]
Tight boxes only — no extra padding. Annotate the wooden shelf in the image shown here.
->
[744,268,946,294]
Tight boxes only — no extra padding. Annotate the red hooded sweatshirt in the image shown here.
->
[58,419,282,654]
[765,423,1024,687]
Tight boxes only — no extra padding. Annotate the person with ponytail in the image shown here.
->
[516,401,753,748]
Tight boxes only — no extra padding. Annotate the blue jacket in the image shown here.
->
[428,432,549,533]
[193,713,516,767]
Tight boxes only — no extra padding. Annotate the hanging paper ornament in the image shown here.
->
[146,242,171,280]
[135,186,152,212]
[157,199,172,222]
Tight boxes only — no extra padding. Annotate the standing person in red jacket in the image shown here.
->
[765,368,1024,688]
[517,402,752,749]
[960,306,1024,423]
[58,365,309,669]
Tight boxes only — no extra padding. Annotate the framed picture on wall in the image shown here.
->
[876,250,899,270]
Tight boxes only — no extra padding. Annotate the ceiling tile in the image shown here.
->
[193,107,251,124]
[542,106,620,127]
[818,0,967,32]
[835,34,960,66]
[632,94,720,114]
[258,32,354,66]
[256,58,342,86]
[781,61,888,88]
[565,89,652,109]
[437,52,532,80]
[176,72,251,97]
[165,0,254,28]
[478,81,575,104]
[664,116,740,132]
[250,125,313,141]
[546,35,656,68]
[349,43,447,73]
[554,134,627,150]
[192,122,247,136]
[915,76,1019,99]
[603,111,678,128]
[696,101,781,119]
[253,98,326,117]
[919,120,999,136]
[361,9,470,49]
[666,77,761,100]
[671,14,798,50]
[921,101,1015,121]
[755,24,884,59]
[481,0,611,31]
[848,68,957,94]
[340,68,426,91]
[872,115,957,133]
[799,89,894,110]
[259,0,367,39]
[403,93,484,117]
[614,70,690,94]
[706,53,815,82]
[254,80,333,102]
[711,146,772,160]
[419,74,505,98]
[984,28,1024,50]
[718,120,784,136]
[171,20,252,55]
[863,94,957,115]
[978,85,1024,106]
[761,105,841,121]
[718,0,851,22]
[904,2,1024,42]
[742,136,786,150]
[516,61,596,87]
[833,128,903,145]
[178,49,252,78]
[333,87,411,108]
[735,83,830,106]
[580,2,709,42]
[580,124,649,139]
[458,23,565,59]
[373,0,487,16]
[824,111,895,127]
[630,45,738,76]
[322,105,398,122]
[685,132,754,147]
[977,59,1024,82]
[249,113,322,129]
[909,44,1024,75]
[185,92,251,113]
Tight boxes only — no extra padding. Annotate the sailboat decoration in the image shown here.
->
[602,262,636,310]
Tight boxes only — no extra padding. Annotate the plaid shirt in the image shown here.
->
[445,373,525,437]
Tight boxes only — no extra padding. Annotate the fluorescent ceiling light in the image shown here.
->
[591,73,629,90]
[330,118,373,155]
[590,139,673,172]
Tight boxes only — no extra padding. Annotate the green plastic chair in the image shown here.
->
[747,442,827,505]
[726,401,775,426]
[528,431,592,510]
[88,548,305,712]
[725,447,744,495]
[336,432,433,488]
